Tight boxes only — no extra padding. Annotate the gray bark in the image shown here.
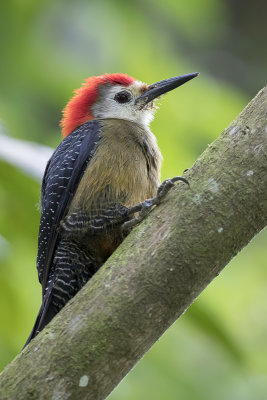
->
[0,87,266,400]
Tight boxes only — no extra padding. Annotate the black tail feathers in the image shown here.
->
[23,291,57,348]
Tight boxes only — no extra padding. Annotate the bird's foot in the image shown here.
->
[121,176,189,238]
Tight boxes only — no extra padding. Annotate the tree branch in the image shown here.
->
[1,87,266,400]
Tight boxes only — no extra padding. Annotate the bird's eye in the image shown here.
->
[114,90,132,104]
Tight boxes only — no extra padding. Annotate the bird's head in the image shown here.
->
[61,72,199,137]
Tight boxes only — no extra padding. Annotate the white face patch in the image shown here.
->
[91,81,156,126]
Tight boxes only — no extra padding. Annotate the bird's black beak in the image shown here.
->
[135,72,199,108]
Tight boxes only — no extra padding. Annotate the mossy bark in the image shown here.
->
[0,87,266,400]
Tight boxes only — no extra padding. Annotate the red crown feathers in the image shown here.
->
[60,73,135,137]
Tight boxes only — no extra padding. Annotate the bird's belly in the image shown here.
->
[83,225,122,262]
[69,148,159,216]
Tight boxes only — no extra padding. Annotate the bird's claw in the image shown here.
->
[120,176,189,238]
[157,176,189,197]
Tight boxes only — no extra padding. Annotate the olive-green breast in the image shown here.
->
[69,118,162,215]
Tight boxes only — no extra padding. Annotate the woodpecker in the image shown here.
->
[24,72,199,346]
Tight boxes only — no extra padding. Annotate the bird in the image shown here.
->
[24,72,199,346]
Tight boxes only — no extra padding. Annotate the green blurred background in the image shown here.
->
[0,1,266,398]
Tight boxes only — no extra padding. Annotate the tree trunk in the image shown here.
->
[0,87,266,400]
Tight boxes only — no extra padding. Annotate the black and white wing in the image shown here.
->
[37,120,101,296]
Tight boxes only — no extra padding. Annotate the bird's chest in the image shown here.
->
[69,119,162,213]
